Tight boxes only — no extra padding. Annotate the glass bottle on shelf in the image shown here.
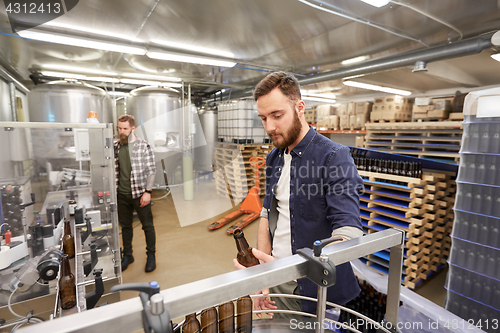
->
[59,254,76,310]
[68,191,77,216]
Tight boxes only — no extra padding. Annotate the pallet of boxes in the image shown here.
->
[371,95,412,122]
[412,95,466,121]
[316,104,338,130]
[214,143,273,204]
[337,102,372,130]
[305,106,316,125]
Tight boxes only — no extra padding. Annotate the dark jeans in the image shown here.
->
[118,192,156,257]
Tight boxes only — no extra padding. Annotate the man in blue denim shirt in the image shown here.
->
[246,72,364,317]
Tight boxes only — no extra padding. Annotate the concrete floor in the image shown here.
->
[120,182,448,321]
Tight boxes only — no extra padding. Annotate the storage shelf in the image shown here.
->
[317,129,366,134]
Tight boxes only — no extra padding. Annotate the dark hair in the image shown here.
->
[118,114,135,127]
[253,72,301,104]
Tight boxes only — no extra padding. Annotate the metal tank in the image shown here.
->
[27,81,114,175]
[28,80,113,123]
[126,86,183,185]
[194,103,218,172]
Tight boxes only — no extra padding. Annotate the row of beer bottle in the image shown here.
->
[182,297,252,333]
[454,183,500,218]
[462,122,500,155]
[449,238,500,279]
[354,157,422,179]
[457,153,500,186]
[447,264,500,309]
[60,219,77,310]
[446,292,499,333]
[452,211,500,248]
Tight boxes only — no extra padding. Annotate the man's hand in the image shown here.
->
[140,192,151,207]
[233,248,278,318]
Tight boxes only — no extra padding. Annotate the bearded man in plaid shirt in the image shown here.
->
[115,115,157,272]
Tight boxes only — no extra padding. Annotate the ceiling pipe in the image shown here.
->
[222,31,497,100]
[299,31,496,85]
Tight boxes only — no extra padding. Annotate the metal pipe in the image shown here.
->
[299,31,496,85]
[18,229,404,333]
[222,31,497,100]
[0,66,29,94]
[8,83,17,121]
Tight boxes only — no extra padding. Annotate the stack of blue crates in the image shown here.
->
[446,111,500,332]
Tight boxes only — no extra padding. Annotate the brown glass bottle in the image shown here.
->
[59,254,76,310]
[62,220,75,259]
[218,302,234,333]
[233,228,259,268]
[236,296,252,333]
[68,191,77,216]
[183,313,201,333]
[201,307,218,333]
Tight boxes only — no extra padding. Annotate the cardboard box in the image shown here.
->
[355,101,373,114]
[347,102,356,115]
[433,99,452,111]
[355,136,364,148]
[384,102,411,113]
[316,105,334,122]
[328,115,339,129]
[349,115,356,128]
[336,103,348,116]
[412,105,429,114]
[413,112,428,120]
[371,111,381,121]
[428,104,436,111]
[340,115,350,129]
[427,110,450,119]
[448,112,464,121]
[354,114,368,129]
[384,95,411,104]
[415,97,432,106]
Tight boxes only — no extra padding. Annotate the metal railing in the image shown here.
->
[19,228,404,333]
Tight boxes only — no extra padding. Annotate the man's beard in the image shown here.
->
[119,135,129,144]
[268,111,302,150]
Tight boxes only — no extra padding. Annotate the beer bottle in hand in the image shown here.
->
[182,313,201,333]
[59,254,76,310]
[233,228,258,268]
[62,219,75,259]
[218,301,234,333]
[201,307,218,333]
[236,295,252,333]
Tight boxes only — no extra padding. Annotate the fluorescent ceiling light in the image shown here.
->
[151,40,234,58]
[343,81,411,96]
[18,30,146,55]
[120,78,181,88]
[359,0,391,8]
[41,71,87,79]
[41,64,116,76]
[302,96,336,103]
[303,93,336,99]
[107,91,129,97]
[86,77,120,83]
[147,51,236,68]
[341,55,370,65]
[491,53,500,62]
[44,22,142,42]
[122,73,181,82]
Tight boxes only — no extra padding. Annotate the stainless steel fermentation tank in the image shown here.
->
[27,81,114,176]
[28,81,113,123]
[193,104,218,172]
[126,86,183,185]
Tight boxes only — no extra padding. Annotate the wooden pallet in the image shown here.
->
[359,166,457,290]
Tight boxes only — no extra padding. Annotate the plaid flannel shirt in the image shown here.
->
[115,138,156,199]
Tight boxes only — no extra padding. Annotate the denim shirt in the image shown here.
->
[263,126,364,314]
